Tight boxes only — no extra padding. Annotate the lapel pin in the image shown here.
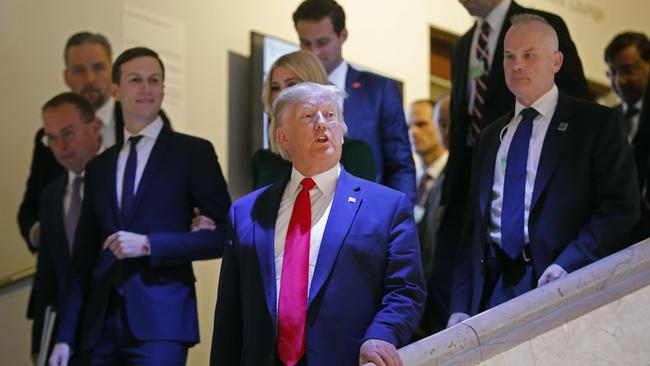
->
[558,122,568,132]
[348,196,357,203]
[351,81,362,89]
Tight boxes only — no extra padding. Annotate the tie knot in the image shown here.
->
[520,108,539,121]
[72,175,84,188]
[129,135,144,146]
[480,20,491,35]
[300,178,316,191]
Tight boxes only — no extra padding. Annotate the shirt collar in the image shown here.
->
[288,163,340,197]
[623,99,643,113]
[96,97,115,127]
[328,60,348,91]
[480,0,510,35]
[66,170,84,188]
[123,116,164,143]
[425,150,449,180]
[514,84,559,121]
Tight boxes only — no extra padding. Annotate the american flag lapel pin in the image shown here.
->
[558,122,568,131]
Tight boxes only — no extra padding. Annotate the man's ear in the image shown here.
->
[63,68,72,89]
[111,83,120,101]
[552,51,564,74]
[339,28,348,43]
[276,127,289,150]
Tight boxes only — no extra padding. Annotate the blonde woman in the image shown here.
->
[252,50,375,189]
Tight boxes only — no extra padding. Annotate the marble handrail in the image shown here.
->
[364,237,650,366]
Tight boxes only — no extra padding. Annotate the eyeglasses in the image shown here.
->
[42,126,76,147]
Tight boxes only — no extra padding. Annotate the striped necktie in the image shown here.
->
[470,20,491,141]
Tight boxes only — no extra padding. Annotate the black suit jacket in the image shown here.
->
[17,102,171,252]
[441,1,591,257]
[627,75,650,241]
[31,173,73,355]
[450,92,639,316]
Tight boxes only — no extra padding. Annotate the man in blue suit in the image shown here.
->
[31,92,102,360]
[49,47,231,365]
[447,15,639,326]
[292,0,416,206]
[210,83,425,366]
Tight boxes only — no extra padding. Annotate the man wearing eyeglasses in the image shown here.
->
[30,92,102,362]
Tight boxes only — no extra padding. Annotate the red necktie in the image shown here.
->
[278,178,316,366]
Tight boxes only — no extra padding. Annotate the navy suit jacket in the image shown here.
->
[450,92,639,316]
[17,104,172,253]
[442,1,591,261]
[57,125,231,351]
[210,168,425,366]
[31,174,73,355]
[343,65,416,206]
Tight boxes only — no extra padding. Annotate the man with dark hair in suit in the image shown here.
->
[49,47,231,366]
[31,92,102,362]
[210,83,425,366]
[439,0,591,281]
[604,32,650,243]
[18,32,172,252]
[448,14,638,326]
[605,32,650,142]
[292,0,416,206]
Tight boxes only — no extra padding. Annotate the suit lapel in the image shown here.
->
[343,66,361,119]
[479,114,510,219]
[114,102,125,146]
[124,126,171,226]
[308,169,362,305]
[254,181,287,325]
[485,3,517,104]
[52,174,71,255]
[531,94,572,209]
[105,146,123,230]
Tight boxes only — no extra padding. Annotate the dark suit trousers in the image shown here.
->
[75,292,188,366]
[480,243,537,311]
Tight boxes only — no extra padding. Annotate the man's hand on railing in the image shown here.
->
[447,312,470,328]
[538,264,567,287]
[359,338,403,366]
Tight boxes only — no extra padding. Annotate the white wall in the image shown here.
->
[1,1,649,365]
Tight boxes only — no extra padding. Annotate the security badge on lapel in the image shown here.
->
[469,59,486,80]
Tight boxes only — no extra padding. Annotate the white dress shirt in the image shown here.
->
[328,60,348,91]
[115,117,164,208]
[466,0,511,115]
[488,85,559,245]
[274,164,340,308]
[96,97,116,149]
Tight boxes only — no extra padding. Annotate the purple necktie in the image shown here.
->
[65,175,83,253]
